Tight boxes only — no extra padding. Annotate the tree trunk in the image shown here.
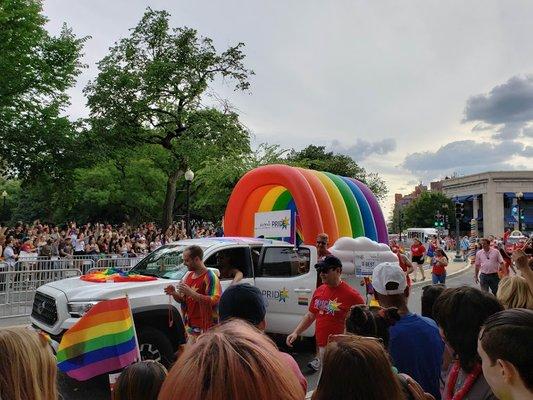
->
[162,169,182,232]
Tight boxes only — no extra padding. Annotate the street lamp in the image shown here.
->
[184,169,195,238]
[516,192,523,232]
[1,191,7,224]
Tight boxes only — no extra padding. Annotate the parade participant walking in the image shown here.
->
[316,233,331,260]
[286,255,364,372]
[431,249,448,284]
[164,245,221,343]
[411,238,426,282]
[372,262,444,399]
[475,238,504,295]
[393,245,414,286]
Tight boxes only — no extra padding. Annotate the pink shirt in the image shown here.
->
[475,248,503,274]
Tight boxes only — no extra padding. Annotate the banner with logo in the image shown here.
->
[354,252,389,276]
[254,210,292,238]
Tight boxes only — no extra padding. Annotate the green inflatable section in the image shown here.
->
[323,172,365,237]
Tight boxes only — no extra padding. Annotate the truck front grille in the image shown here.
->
[31,292,58,326]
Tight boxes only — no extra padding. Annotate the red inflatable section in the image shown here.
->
[224,165,324,243]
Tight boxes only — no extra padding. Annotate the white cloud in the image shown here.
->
[330,138,397,161]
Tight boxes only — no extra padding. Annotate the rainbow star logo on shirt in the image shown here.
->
[279,287,289,302]
[326,298,341,315]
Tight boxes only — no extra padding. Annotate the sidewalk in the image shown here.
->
[411,251,471,287]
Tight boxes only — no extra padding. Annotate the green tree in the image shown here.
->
[0,0,87,180]
[286,145,388,199]
[68,153,168,224]
[402,191,455,229]
[85,8,253,230]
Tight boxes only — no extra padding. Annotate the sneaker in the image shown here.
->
[307,357,321,372]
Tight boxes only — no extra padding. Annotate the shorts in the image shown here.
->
[411,255,424,265]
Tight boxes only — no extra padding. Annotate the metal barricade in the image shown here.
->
[93,257,143,272]
[0,267,81,319]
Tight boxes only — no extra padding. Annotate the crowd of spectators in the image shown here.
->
[0,219,222,264]
[1,242,532,400]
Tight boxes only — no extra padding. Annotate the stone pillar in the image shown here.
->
[472,196,480,220]
[483,192,504,237]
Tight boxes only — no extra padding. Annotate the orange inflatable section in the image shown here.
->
[224,165,324,243]
[296,168,339,243]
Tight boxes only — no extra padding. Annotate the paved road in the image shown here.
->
[7,266,476,399]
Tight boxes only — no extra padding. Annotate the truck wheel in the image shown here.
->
[137,327,175,367]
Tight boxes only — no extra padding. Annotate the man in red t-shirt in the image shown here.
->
[286,255,364,372]
[164,245,222,343]
[410,238,426,282]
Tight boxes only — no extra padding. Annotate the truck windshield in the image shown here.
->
[130,244,190,280]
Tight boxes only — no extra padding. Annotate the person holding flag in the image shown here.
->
[164,245,222,343]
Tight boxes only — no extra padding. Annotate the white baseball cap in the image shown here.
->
[372,262,407,295]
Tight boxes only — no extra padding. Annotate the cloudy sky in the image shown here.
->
[43,0,533,217]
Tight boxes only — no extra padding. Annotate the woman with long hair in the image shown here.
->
[0,327,57,400]
[311,335,405,400]
[159,319,305,400]
[496,276,533,309]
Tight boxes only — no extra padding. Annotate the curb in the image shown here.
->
[411,264,472,288]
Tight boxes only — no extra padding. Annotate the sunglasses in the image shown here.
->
[316,241,327,245]
[328,333,384,345]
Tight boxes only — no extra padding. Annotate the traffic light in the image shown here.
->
[455,202,464,219]
[520,208,525,220]
[435,213,445,227]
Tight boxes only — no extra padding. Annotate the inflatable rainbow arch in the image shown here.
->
[224,164,388,245]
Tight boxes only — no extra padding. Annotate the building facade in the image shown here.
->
[435,171,533,237]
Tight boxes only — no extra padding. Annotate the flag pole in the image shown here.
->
[125,294,142,361]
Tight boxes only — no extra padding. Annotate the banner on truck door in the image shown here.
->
[254,210,292,238]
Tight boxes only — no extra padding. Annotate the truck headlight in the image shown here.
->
[68,302,98,317]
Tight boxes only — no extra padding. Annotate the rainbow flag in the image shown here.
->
[57,297,139,381]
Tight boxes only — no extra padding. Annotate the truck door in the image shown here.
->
[254,245,317,336]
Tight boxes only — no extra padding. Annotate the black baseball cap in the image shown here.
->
[314,255,343,272]
[219,284,266,326]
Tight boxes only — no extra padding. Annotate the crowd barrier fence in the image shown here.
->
[0,254,146,319]
[0,268,81,319]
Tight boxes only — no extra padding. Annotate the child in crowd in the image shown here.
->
[113,360,167,400]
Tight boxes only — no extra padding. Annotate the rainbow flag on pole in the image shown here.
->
[57,297,139,381]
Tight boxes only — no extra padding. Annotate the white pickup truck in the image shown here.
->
[30,236,396,366]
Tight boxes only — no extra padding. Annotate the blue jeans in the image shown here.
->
[480,273,500,295]
[432,272,446,284]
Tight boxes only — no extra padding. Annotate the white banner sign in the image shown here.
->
[354,252,388,276]
[254,210,292,238]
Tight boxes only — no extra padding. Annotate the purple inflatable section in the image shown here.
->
[349,178,388,244]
